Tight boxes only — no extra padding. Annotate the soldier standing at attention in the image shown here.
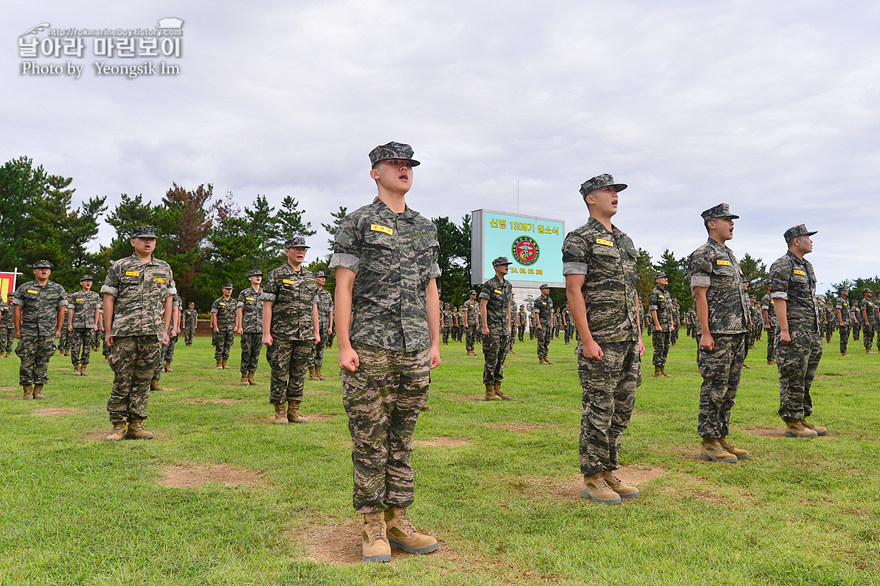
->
[563,174,644,504]
[441,302,452,345]
[13,260,67,400]
[162,294,182,373]
[67,274,101,376]
[262,236,319,425]
[823,298,835,343]
[860,289,875,354]
[211,284,237,369]
[463,290,479,355]
[761,282,778,364]
[507,296,517,354]
[836,287,853,357]
[648,273,674,377]
[850,300,860,342]
[671,299,681,346]
[183,302,198,346]
[102,226,174,440]
[687,204,751,463]
[235,269,264,385]
[331,141,441,563]
[480,256,514,401]
[517,305,527,342]
[308,271,334,381]
[0,294,16,357]
[528,309,536,340]
[534,284,554,364]
[770,225,826,438]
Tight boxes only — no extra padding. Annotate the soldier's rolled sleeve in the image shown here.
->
[690,275,711,288]
[102,265,121,297]
[479,281,492,300]
[237,302,244,308]
[771,292,788,300]
[428,262,441,279]
[329,252,360,275]
[260,292,277,303]
[57,298,68,307]
[210,308,219,313]
[12,298,24,306]
[562,262,589,276]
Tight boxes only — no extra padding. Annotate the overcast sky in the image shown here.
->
[4,1,879,292]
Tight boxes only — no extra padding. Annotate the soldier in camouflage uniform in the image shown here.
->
[517,305,527,342]
[770,224,826,438]
[761,282,778,363]
[235,269,264,385]
[860,289,876,353]
[463,290,479,355]
[441,302,452,345]
[67,274,101,376]
[563,173,644,504]
[835,287,854,356]
[308,271,334,381]
[57,304,70,355]
[330,141,440,562]
[0,294,16,356]
[648,273,674,376]
[13,260,67,399]
[562,304,573,344]
[534,285,554,363]
[162,294,182,373]
[102,226,175,441]
[822,298,835,343]
[850,300,860,341]
[480,256,514,400]
[150,294,181,390]
[671,299,681,346]
[507,296,517,354]
[183,302,198,345]
[211,284,237,368]
[687,204,751,463]
[528,310,536,340]
[262,236,319,425]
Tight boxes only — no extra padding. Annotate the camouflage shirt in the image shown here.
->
[835,298,849,326]
[463,299,478,325]
[329,196,441,352]
[211,296,237,331]
[261,263,317,341]
[769,251,820,333]
[479,275,512,332]
[860,298,875,326]
[687,238,749,335]
[441,308,453,328]
[13,280,68,336]
[533,295,554,327]
[561,217,640,342]
[236,287,264,334]
[0,301,14,329]
[69,289,101,329]
[183,308,198,329]
[102,254,176,340]
[761,293,778,325]
[648,286,674,332]
[312,288,334,333]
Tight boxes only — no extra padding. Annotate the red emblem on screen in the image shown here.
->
[512,236,539,266]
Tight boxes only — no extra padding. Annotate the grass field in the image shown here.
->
[1,330,878,585]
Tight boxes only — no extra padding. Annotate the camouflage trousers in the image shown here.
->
[482,333,510,385]
[165,335,178,363]
[69,328,94,365]
[107,335,162,423]
[93,329,102,349]
[153,341,168,380]
[102,335,110,357]
[565,325,575,344]
[57,327,69,351]
[508,326,516,352]
[465,324,478,352]
[1,327,15,352]
[214,329,234,360]
[240,333,263,373]
[17,334,56,386]
[536,326,552,358]
[517,325,525,342]
[852,321,860,340]
[307,337,326,368]
[824,322,834,343]
[578,341,640,476]
[342,343,429,513]
[863,325,874,350]
[839,324,851,354]
[184,325,195,345]
[651,330,670,367]
[671,326,679,345]
[266,339,312,404]
[697,333,746,438]
[766,325,778,361]
[442,327,450,344]
[776,330,822,421]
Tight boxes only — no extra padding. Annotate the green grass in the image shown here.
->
[1,331,878,585]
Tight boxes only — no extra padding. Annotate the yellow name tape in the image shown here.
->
[596,238,614,247]
[659,295,665,299]
[494,289,503,294]
[246,297,254,301]
[716,260,731,266]
[27,290,39,294]
[153,277,166,284]
[793,269,806,276]
[125,271,140,277]
[219,302,226,306]
[282,279,296,285]
[370,224,393,235]
[76,298,83,302]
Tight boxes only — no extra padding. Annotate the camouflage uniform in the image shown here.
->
[770,247,822,421]
[528,312,536,340]
[688,238,750,439]
[671,302,681,345]
[480,274,512,385]
[153,294,181,381]
[165,294,182,363]
[102,252,175,422]
[507,297,517,352]
[562,306,574,343]
[761,291,779,361]
[211,294,237,361]
[648,285,674,367]
[533,294,554,359]
[562,215,642,477]
[237,287,264,374]
[183,307,198,345]
[823,302,835,343]
[836,296,851,354]
[308,286,333,368]
[517,307,527,342]
[14,279,67,386]
[860,296,875,351]
[441,306,452,344]
[0,300,15,353]
[329,193,440,513]
[851,304,860,341]
[261,262,317,405]
[68,288,101,367]
[463,297,479,352]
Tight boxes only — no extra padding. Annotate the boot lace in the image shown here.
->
[365,515,387,543]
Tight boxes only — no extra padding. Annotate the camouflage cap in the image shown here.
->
[222,283,233,289]
[700,203,739,222]
[656,272,668,279]
[131,225,158,238]
[838,286,848,292]
[368,141,421,168]
[30,260,53,269]
[284,236,309,249]
[492,256,512,267]
[468,289,477,295]
[247,269,263,277]
[749,294,757,299]
[783,224,817,244]
[863,288,871,294]
[79,274,94,282]
[188,301,195,306]
[539,283,550,289]
[315,271,326,278]
[579,174,627,199]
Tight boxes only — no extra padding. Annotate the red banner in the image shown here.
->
[0,272,18,300]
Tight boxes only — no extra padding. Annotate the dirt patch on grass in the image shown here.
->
[258,413,337,424]
[488,422,547,433]
[154,387,180,392]
[81,429,170,442]
[521,466,667,501]
[304,390,327,396]
[158,463,263,488]
[32,408,86,417]
[415,436,471,448]
[183,398,241,405]
[744,426,837,440]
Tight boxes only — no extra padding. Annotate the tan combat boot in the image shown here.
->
[221,359,229,369]
[80,364,88,376]
[466,350,476,356]
[653,365,662,377]
[33,385,45,400]
[602,470,639,498]
[22,385,34,400]
[164,361,173,372]
[239,373,249,386]
[73,364,81,375]
[582,473,622,504]
[661,367,672,378]
[105,422,128,441]
[385,507,439,554]
[544,357,553,364]
[362,512,391,563]
[273,403,289,425]
[150,378,162,392]
[308,366,318,380]
[784,419,818,438]
[247,371,257,385]
[494,382,511,401]
[216,359,223,369]
[719,436,750,460]
[700,438,738,463]
[126,419,154,440]
[316,367,326,380]
[63,349,70,356]
[485,383,500,401]
[287,400,308,423]
[800,419,827,436]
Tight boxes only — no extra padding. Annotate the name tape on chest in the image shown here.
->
[793,269,806,276]
[282,279,296,285]
[659,295,665,299]
[596,238,614,247]
[246,297,254,301]
[27,289,39,295]
[494,289,503,294]
[76,298,83,302]
[716,260,731,266]
[370,224,393,235]
[125,271,140,277]
[219,302,226,306]
[153,277,166,284]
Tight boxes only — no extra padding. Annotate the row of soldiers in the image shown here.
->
[441,297,576,347]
